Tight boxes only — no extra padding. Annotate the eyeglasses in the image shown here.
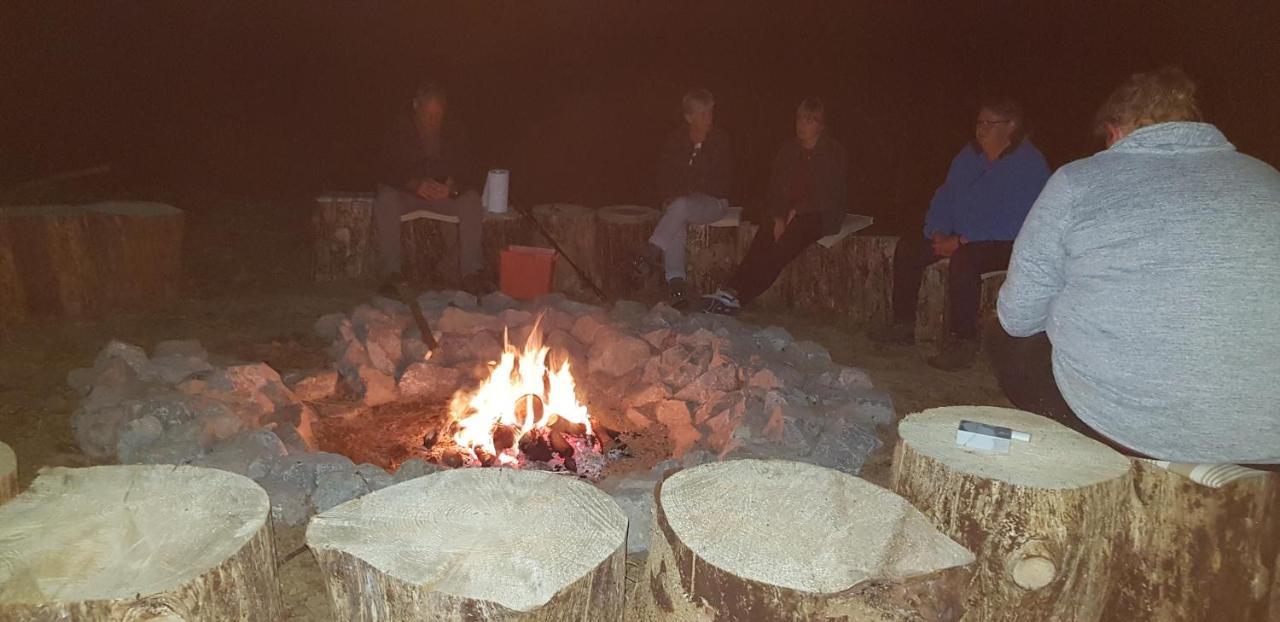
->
[975,119,1012,128]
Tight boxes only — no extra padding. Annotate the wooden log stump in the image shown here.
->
[313,192,377,283]
[85,202,184,313]
[635,459,976,621]
[684,220,743,297]
[479,210,534,286]
[530,203,598,299]
[891,406,1133,622]
[307,468,628,621]
[0,219,26,335]
[0,441,14,504]
[1101,460,1280,622]
[402,214,459,288]
[0,465,281,621]
[913,259,1007,344]
[3,205,97,318]
[594,205,658,297]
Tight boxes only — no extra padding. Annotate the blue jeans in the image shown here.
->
[648,193,729,282]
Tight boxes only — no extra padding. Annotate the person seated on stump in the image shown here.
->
[633,88,733,308]
[993,67,1280,464]
[878,98,1050,371]
[373,81,487,293]
[703,97,847,315]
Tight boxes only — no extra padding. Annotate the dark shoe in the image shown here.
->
[702,288,741,316]
[869,321,915,345]
[667,278,690,309]
[928,337,979,371]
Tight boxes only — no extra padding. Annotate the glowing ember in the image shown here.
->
[448,314,594,465]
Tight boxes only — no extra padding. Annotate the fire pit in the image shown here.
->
[425,315,610,478]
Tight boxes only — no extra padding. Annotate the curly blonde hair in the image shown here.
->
[1094,67,1202,137]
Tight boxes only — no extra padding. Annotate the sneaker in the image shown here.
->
[869,321,916,346]
[702,288,741,316]
[667,278,690,309]
[927,337,979,371]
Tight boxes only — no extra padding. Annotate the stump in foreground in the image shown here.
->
[891,406,1134,621]
[636,459,975,621]
[0,465,281,621]
[0,441,14,504]
[594,205,658,297]
[307,468,628,621]
[313,193,378,283]
[1102,460,1280,622]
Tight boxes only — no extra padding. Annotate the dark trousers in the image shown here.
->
[892,236,1013,338]
[983,320,1142,455]
[727,212,824,305]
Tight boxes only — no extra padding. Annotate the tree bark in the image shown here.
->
[401,216,460,289]
[634,459,975,622]
[307,468,628,621]
[0,218,26,334]
[684,222,743,297]
[891,406,1134,622]
[594,205,659,298]
[0,465,281,621]
[479,210,534,286]
[530,203,598,299]
[313,193,378,283]
[913,259,1007,344]
[0,441,14,505]
[3,205,98,318]
[85,202,184,313]
[1101,460,1280,622]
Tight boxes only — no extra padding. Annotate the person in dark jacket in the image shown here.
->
[704,98,848,315]
[877,99,1050,370]
[372,81,486,290]
[633,89,733,307]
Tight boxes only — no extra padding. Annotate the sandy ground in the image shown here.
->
[0,191,1009,619]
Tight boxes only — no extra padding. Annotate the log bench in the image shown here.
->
[892,406,1280,622]
[0,440,14,504]
[0,202,183,323]
[0,465,282,620]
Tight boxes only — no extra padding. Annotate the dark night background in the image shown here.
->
[3,1,1278,235]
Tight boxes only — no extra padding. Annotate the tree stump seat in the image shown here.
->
[914,259,1007,344]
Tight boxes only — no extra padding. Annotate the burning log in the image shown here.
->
[636,459,975,621]
[0,465,282,620]
[307,468,628,621]
[891,406,1133,621]
[0,441,14,504]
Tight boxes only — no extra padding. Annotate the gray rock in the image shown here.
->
[259,478,312,526]
[270,452,355,495]
[136,421,206,465]
[201,409,243,445]
[313,467,371,513]
[437,307,500,334]
[146,355,213,385]
[398,363,463,400]
[287,370,339,402]
[194,429,287,479]
[781,340,833,369]
[443,290,479,309]
[480,290,518,313]
[552,298,604,318]
[643,302,683,328]
[354,463,394,491]
[364,327,402,376]
[570,314,607,346]
[72,406,127,459]
[152,339,208,360]
[212,363,285,396]
[674,365,739,403]
[754,326,794,351]
[500,308,534,328]
[78,359,149,411]
[588,331,652,378]
[804,418,881,475]
[334,340,373,380]
[371,295,410,317]
[811,367,875,392]
[314,312,348,341]
[124,394,205,429]
[115,415,164,463]
[350,304,393,336]
[602,472,661,553]
[263,403,318,452]
[393,458,443,483]
[608,300,648,324]
[623,384,670,409]
[94,340,150,375]
[400,334,432,369]
[357,367,398,407]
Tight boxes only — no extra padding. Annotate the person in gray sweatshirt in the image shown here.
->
[993,67,1280,464]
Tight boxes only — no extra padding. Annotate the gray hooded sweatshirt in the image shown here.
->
[999,122,1280,463]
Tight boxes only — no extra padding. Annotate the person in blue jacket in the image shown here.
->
[880,99,1050,370]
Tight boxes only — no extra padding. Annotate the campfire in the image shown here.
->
[431,315,607,476]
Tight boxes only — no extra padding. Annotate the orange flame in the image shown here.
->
[448,314,593,463]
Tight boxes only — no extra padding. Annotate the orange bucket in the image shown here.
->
[500,245,558,300]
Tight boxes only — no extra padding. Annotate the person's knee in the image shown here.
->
[664,196,692,219]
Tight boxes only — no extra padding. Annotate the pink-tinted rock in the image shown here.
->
[570,314,607,345]
[398,363,464,401]
[674,364,739,403]
[655,399,702,458]
[588,332,652,378]
[288,371,339,402]
[625,408,654,430]
[437,307,500,334]
[642,328,674,350]
[623,384,670,409]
